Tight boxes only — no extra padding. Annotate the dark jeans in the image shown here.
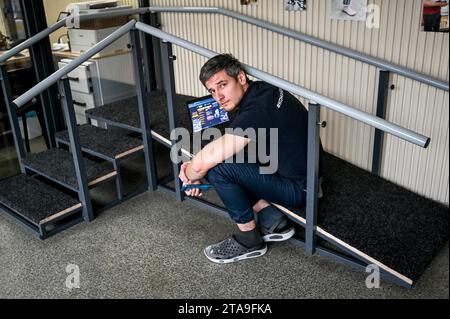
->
[423,13,441,32]
[206,163,306,224]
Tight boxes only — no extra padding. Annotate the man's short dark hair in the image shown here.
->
[199,54,247,86]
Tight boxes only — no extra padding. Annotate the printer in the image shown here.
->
[66,0,132,14]
[65,0,132,56]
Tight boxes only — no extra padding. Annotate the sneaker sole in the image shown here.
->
[262,227,295,242]
[203,245,268,264]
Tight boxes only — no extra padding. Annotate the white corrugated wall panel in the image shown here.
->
[152,0,448,204]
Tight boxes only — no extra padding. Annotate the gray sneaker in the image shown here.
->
[257,205,295,242]
[204,236,267,264]
[260,218,295,242]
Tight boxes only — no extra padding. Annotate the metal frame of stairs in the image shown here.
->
[0,16,153,239]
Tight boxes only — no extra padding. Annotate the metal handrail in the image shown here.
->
[0,7,148,64]
[0,19,66,63]
[135,22,429,148]
[11,18,429,148]
[13,20,136,108]
[1,5,447,91]
[147,6,448,92]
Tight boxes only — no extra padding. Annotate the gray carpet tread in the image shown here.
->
[0,174,81,225]
[55,124,143,159]
[85,91,195,134]
[22,148,115,190]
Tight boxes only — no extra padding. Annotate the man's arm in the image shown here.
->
[424,1,448,7]
[184,133,251,181]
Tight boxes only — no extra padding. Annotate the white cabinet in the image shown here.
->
[64,63,92,93]
[91,53,135,106]
[56,22,136,125]
[57,53,135,125]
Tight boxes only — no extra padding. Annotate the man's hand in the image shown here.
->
[179,162,192,184]
[183,180,204,197]
[179,162,203,197]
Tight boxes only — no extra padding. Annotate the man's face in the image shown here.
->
[204,70,249,112]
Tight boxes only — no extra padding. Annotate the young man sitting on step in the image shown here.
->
[179,54,324,264]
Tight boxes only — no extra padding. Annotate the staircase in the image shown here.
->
[0,18,198,240]
[0,125,149,238]
[0,69,142,239]
[0,80,195,239]
[0,106,144,238]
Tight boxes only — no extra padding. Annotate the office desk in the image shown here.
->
[0,49,32,72]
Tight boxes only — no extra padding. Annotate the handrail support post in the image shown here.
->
[58,77,94,221]
[161,40,183,202]
[372,70,390,175]
[138,0,157,92]
[130,28,157,191]
[150,12,164,91]
[305,101,321,256]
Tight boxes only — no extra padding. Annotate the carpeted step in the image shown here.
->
[85,92,234,152]
[85,90,194,134]
[55,124,144,160]
[0,174,82,227]
[22,148,116,191]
